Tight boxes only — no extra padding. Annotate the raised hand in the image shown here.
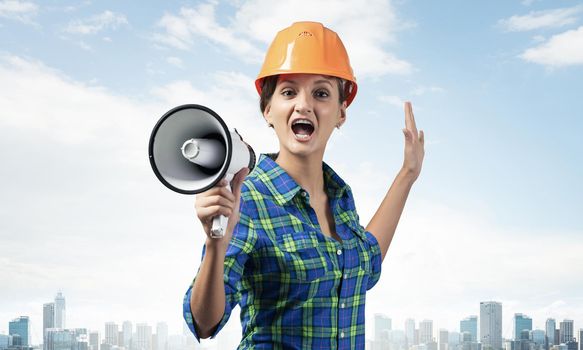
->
[401,101,425,182]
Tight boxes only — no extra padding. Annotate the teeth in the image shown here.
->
[292,119,313,126]
[295,134,310,139]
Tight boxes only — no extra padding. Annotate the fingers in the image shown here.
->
[404,101,418,136]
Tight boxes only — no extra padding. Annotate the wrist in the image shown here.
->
[205,236,229,253]
[398,167,417,186]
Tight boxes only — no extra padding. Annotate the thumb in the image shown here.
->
[231,167,249,197]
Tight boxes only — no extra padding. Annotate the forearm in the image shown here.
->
[190,238,228,338]
[366,168,416,262]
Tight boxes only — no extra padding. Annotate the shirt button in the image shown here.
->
[301,191,307,197]
[336,249,342,255]
[341,303,345,308]
[344,273,348,279]
[340,331,345,338]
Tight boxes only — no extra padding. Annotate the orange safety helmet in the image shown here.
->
[255,21,358,107]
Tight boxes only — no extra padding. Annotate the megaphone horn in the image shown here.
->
[148,104,256,238]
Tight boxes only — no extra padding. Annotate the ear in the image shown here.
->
[338,101,347,126]
[263,103,272,125]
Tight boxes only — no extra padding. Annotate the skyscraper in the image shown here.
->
[406,319,416,346]
[9,316,30,347]
[480,301,502,350]
[374,314,391,350]
[420,320,434,344]
[156,323,168,350]
[104,322,119,346]
[514,314,533,341]
[547,318,557,349]
[578,329,582,350]
[560,320,574,344]
[89,331,99,350]
[461,316,478,342]
[135,324,152,350]
[43,303,56,350]
[54,292,66,329]
[122,321,132,349]
[439,329,449,350]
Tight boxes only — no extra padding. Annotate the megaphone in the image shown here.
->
[148,104,256,238]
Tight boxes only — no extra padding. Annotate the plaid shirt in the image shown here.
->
[183,152,382,349]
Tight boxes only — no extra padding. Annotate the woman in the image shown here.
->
[183,21,425,349]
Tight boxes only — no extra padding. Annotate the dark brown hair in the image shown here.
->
[259,75,349,113]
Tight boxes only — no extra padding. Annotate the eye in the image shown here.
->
[281,88,295,96]
[314,89,330,98]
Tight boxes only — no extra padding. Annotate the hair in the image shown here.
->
[259,75,349,113]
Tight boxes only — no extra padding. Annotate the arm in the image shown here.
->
[367,101,425,262]
[190,238,229,338]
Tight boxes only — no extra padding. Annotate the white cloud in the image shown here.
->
[379,94,406,108]
[64,10,128,35]
[153,0,412,76]
[165,56,183,68]
[499,5,582,32]
[520,26,583,67]
[0,0,37,23]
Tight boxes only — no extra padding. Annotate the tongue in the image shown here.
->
[292,123,314,135]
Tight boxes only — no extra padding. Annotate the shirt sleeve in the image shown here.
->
[182,197,257,342]
[363,229,382,290]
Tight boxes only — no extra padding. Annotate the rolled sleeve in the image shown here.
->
[364,230,382,290]
[182,198,257,342]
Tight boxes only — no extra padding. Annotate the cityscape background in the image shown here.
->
[1,0,582,349]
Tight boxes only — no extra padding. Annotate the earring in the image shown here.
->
[268,123,274,128]
[336,124,341,129]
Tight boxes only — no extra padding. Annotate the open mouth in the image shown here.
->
[291,119,315,141]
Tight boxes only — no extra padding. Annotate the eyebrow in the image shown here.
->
[279,79,333,87]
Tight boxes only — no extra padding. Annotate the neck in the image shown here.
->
[274,149,326,201]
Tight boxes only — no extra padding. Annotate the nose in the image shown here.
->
[294,90,312,115]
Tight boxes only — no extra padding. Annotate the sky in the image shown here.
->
[1,0,582,348]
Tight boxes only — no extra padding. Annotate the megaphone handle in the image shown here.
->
[210,174,233,238]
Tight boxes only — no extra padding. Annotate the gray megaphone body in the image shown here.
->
[148,104,256,238]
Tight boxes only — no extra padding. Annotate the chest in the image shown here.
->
[311,200,342,243]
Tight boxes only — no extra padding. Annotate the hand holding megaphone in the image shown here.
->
[148,104,256,238]
[195,167,249,241]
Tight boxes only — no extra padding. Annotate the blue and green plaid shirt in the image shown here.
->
[183,152,382,349]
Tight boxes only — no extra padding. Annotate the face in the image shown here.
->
[263,73,347,158]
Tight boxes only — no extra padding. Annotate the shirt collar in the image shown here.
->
[252,152,349,206]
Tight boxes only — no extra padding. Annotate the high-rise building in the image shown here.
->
[420,320,434,344]
[43,303,56,350]
[374,314,391,350]
[54,292,66,329]
[560,320,574,344]
[547,319,557,349]
[439,329,449,350]
[531,330,545,345]
[89,331,99,350]
[514,314,533,341]
[578,329,582,350]
[122,322,132,349]
[135,324,152,350]
[9,316,30,347]
[155,323,168,350]
[480,301,502,350]
[104,323,118,346]
[406,319,416,346]
[461,316,478,342]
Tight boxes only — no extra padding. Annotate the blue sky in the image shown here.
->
[1,0,582,348]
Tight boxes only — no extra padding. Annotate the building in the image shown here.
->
[373,314,391,350]
[579,329,583,350]
[531,330,545,346]
[9,317,30,347]
[420,320,434,344]
[406,319,416,347]
[88,332,99,350]
[461,316,478,342]
[104,323,118,346]
[547,319,557,349]
[480,301,502,350]
[560,320,574,344]
[135,324,151,350]
[155,323,167,350]
[54,293,66,329]
[121,322,132,350]
[514,314,532,341]
[439,329,449,350]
